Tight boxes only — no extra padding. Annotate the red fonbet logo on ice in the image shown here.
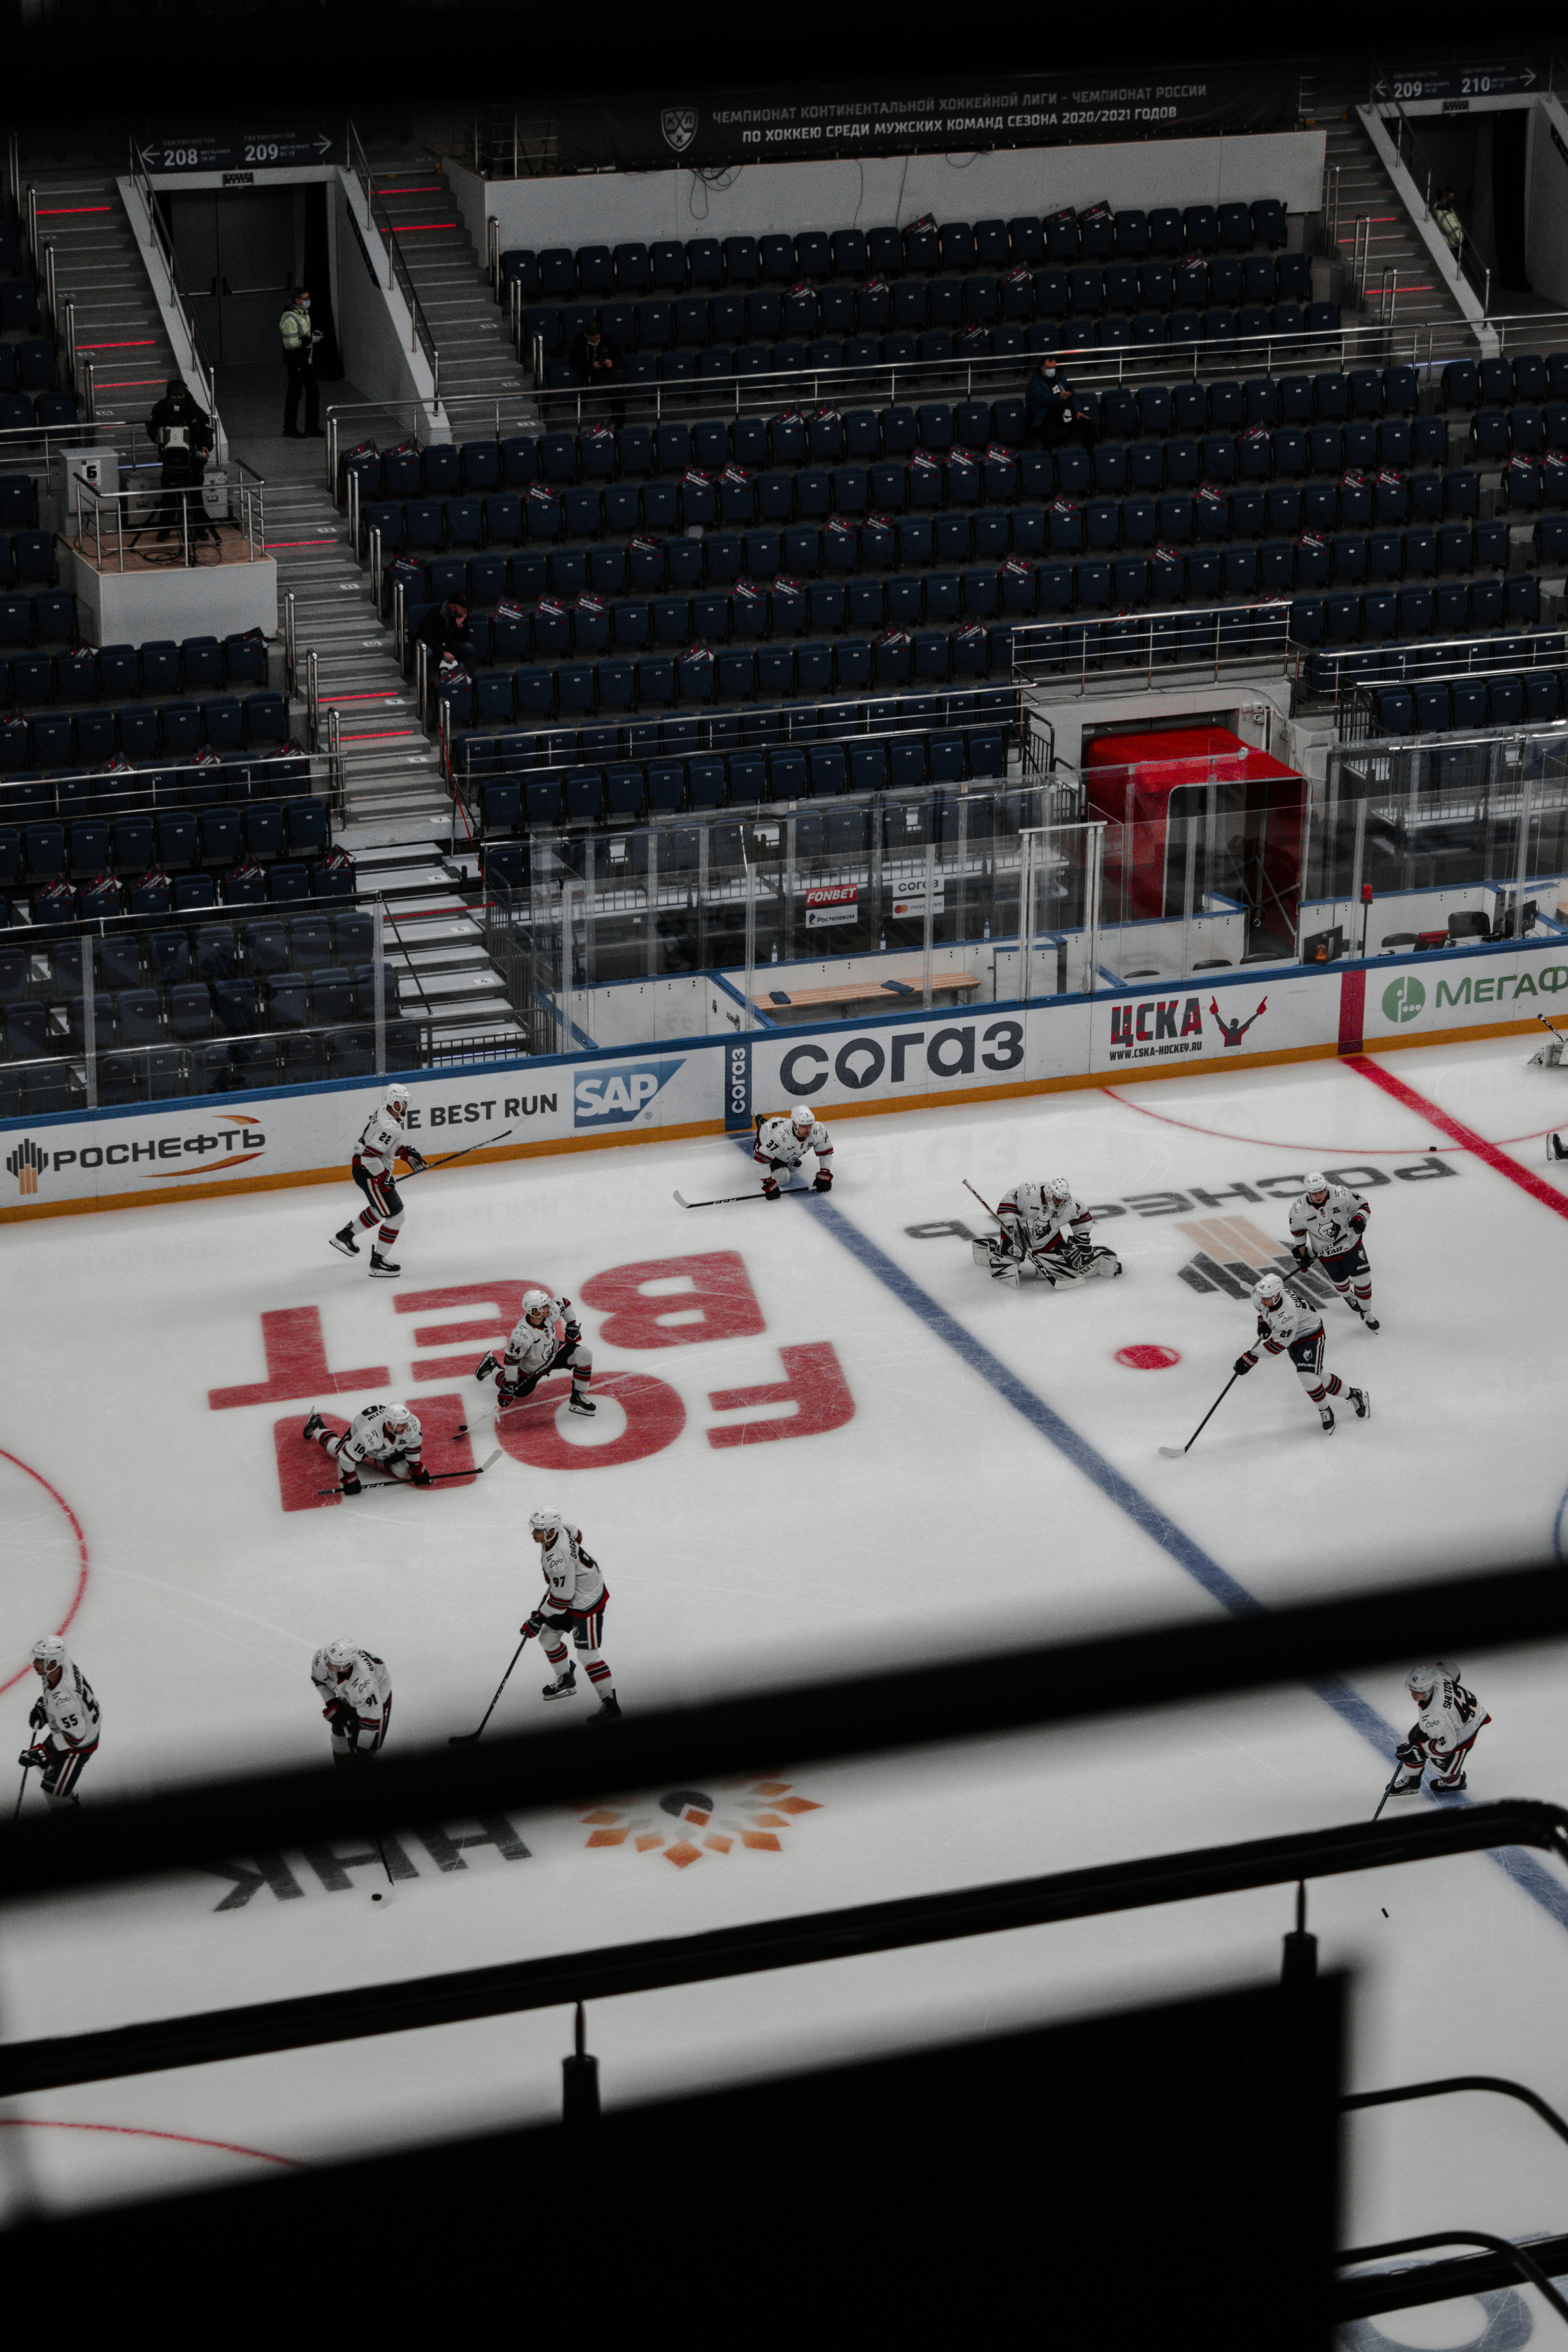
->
[580,1774,822,1867]
[1105,995,1267,1065]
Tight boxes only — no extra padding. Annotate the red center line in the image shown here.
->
[1347,1054,1568,1222]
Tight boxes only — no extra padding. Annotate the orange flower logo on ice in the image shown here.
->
[579,1773,822,1867]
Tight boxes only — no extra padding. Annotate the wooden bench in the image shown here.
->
[753,974,982,1023]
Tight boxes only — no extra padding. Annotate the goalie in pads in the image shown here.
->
[974,1177,1122,1285]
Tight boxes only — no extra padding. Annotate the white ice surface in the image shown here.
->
[4,1034,1568,2312]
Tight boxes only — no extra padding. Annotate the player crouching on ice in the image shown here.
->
[1289,1172,1378,1330]
[311,1641,392,1764]
[1234,1272,1368,1434]
[330,1083,426,1279]
[754,1103,833,1198]
[303,1401,433,1494]
[475,1289,595,1417]
[975,1176,1122,1286]
[1389,1662,1490,1795]
[524,1509,620,1717]
[18,1635,100,1809]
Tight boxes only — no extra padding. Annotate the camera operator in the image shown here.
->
[280,287,325,439]
[144,377,214,546]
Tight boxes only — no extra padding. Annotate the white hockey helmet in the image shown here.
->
[1304,1171,1329,1201]
[523,1289,553,1324]
[1251,1273,1285,1313]
[323,1639,357,1679]
[31,1634,67,1681]
[530,1508,564,1543]
[1406,1662,1448,1700]
[383,1083,410,1123]
[790,1104,815,1134]
[1046,1176,1072,1205]
[381,1402,418,1439]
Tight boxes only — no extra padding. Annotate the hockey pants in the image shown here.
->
[1286,1329,1344,1408]
[1397,1725,1484,1790]
[501,1337,592,1401]
[332,1697,391,1762]
[40,1741,95,1806]
[353,1165,405,1245]
[541,1603,614,1701]
[1317,1241,1372,1317]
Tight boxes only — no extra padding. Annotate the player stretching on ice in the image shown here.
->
[1234,1272,1368,1434]
[303,1401,433,1494]
[311,1641,392,1764]
[524,1509,620,1717]
[18,1635,100,1808]
[1288,1173,1378,1330]
[1389,1662,1489,1795]
[329,1083,426,1279]
[754,1103,833,1198]
[976,1176,1121,1285]
[475,1289,595,1417]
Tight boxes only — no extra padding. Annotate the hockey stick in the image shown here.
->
[404,1127,515,1180]
[1370,1771,1402,1823]
[13,1759,32,1820]
[963,1178,1005,1226]
[673,1180,797,1207]
[448,1632,532,1744]
[1158,1372,1239,1459]
[316,1448,501,1497]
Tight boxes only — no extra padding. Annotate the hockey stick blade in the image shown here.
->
[673,1186,772,1207]
[1157,1445,1186,1459]
[315,1452,501,1497]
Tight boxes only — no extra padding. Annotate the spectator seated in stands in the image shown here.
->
[567,313,627,415]
[1025,358,1095,451]
[415,594,472,664]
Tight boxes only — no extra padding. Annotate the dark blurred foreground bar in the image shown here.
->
[2,1560,1565,1908]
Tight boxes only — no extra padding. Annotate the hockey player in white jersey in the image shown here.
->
[975,1177,1121,1285]
[302,1401,433,1494]
[1233,1272,1368,1434]
[475,1290,594,1417]
[523,1509,620,1716]
[754,1103,833,1198]
[18,1635,100,1807]
[1389,1662,1490,1794]
[1288,1173,1378,1330]
[329,1083,426,1279]
[311,1641,393,1763]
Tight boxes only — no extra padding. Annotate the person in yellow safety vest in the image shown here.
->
[280,288,324,439]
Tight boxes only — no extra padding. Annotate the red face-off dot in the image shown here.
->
[1115,1345,1182,1370]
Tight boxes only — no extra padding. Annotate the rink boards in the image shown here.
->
[3,935,1567,1220]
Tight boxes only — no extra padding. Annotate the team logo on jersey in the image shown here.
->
[580,1773,822,1866]
[5,1139,47,1195]
[1383,975,1426,1023]
[573,1058,685,1127]
[660,105,698,153]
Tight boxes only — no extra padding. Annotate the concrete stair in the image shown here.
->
[1300,74,1468,332]
[364,146,539,433]
[24,164,179,452]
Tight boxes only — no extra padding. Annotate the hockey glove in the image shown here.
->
[813,1171,833,1191]
[339,1473,363,1496]
[1396,1739,1422,1768]
[1233,1355,1255,1376]
[402,1147,428,1174]
[1292,1246,1311,1269]
[28,1699,45,1731]
[522,1611,546,1638]
[1350,1214,1366,1235]
[564,1321,582,1344]
[409,1465,433,1487]
[18,1745,49,1771]
[761,1178,781,1200]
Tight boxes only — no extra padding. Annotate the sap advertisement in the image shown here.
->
[0,945,1557,1220]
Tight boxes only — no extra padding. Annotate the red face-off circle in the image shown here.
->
[1114,1345,1182,1371]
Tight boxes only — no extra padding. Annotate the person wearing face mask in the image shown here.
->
[280,286,324,439]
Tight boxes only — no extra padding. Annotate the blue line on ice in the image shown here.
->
[804,1187,1568,1934]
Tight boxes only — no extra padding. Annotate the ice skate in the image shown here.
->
[542,1663,577,1702]
[474,1351,498,1383]
[368,1249,401,1280]
[1319,1405,1336,1433]
[1359,1313,1380,1332]
[1430,1771,1468,1793]
[593,1694,622,1720]
[329,1224,361,1258]
[1348,1387,1370,1419]
[1389,1769,1424,1795]
[568,1390,597,1417]
[303,1410,327,1443]
[1550,1132,1568,1162]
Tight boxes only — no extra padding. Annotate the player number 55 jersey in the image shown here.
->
[40,1664,100,1751]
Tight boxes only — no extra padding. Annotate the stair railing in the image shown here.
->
[345,119,443,414]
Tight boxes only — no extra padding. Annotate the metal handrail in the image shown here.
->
[0,747,329,828]
[1368,87,1495,316]
[1339,2230,1568,2328]
[1344,2073,1568,2152]
[345,120,443,410]
[69,469,262,570]
[126,138,218,428]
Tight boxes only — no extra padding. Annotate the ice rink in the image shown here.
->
[4,1033,1568,2330]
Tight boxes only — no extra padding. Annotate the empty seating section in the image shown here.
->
[0,236,79,430]
[496,201,1327,384]
[0,899,416,1109]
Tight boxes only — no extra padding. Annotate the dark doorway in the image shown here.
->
[165,188,297,365]
[1492,106,1530,290]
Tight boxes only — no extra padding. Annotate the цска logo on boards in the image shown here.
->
[574,1060,686,1128]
